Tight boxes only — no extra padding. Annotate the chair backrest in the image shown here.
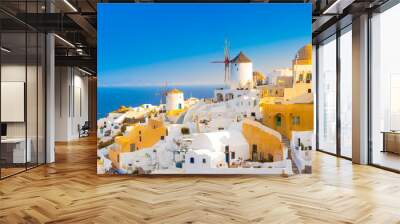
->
[82,121,90,129]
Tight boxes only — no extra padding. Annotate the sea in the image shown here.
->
[97,85,223,119]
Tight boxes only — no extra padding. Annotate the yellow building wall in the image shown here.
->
[242,121,284,161]
[260,103,313,139]
[108,150,119,168]
[166,108,186,117]
[109,119,167,167]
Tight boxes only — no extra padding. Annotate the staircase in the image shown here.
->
[281,135,300,174]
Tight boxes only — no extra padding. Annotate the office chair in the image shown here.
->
[79,121,90,138]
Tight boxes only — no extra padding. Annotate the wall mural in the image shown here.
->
[97,3,313,175]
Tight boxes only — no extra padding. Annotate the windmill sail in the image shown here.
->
[224,39,230,84]
[211,39,231,86]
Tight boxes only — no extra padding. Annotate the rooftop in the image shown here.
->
[168,88,183,94]
[231,51,252,63]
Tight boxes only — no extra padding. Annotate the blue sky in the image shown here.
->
[98,3,311,87]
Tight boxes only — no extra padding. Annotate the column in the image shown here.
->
[352,14,369,164]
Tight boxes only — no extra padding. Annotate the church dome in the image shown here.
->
[167,88,183,94]
[293,44,312,65]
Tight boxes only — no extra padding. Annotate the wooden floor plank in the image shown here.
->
[0,136,400,223]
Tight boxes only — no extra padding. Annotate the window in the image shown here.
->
[275,114,282,127]
[370,4,400,171]
[340,26,352,158]
[202,158,206,164]
[190,157,195,164]
[317,35,337,154]
[292,116,300,125]
[139,136,142,142]
[298,74,304,82]
[252,144,258,161]
[231,152,235,159]
[308,89,312,93]
[306,73,312,83]
[130,144,136,152]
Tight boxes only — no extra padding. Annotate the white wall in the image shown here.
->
[55,67,89,141]
[55,67,68,141]
[1,65,40,137]
[230,62,253,89]
[1,65,26,137]
[1,63,46,163]
[166,93,184,111]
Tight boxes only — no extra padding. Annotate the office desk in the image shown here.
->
[1,138,31,163]
[382,131,400,154]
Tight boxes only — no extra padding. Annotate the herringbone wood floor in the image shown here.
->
[1,136,400,224]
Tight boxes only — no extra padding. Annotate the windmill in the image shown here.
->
[211,39,231,85]
[155,81,168,105]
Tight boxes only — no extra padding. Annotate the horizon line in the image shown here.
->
[98,83,226,88]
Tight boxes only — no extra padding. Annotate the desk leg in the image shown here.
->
[382,133,386,153]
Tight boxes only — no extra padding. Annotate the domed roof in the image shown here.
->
[253,71,265,81]
[230,51,251,63]
[293,44,312,65]
[167,88,183,94]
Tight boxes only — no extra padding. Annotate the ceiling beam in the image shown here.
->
[55,55,96,74]
[67,13,97,44]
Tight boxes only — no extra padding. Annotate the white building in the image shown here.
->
[183,130,250,170]
[214,52,256,103]
[166,89,184,111]
[214,88,255,102]
[209,90,262,122]
[268,68,293,85]
[184,149,226,169]
[291,131,314,150]
[229,52,253,89]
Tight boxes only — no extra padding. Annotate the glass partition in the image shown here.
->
[1,30,28,177]
[0,1,46,179]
